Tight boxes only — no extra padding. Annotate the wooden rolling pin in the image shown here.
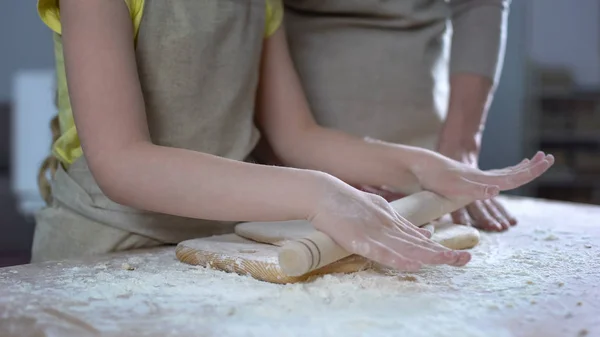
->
[278,191,470,277]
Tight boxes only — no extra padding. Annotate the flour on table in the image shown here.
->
[0,197,599,337]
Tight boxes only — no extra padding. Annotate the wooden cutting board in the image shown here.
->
[176,233,370,284]
[176,219,479,284]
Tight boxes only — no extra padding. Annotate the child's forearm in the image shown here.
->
[94,142,332,222]
[273,125,424,192]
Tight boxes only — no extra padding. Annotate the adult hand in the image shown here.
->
[434,72,522,231]
[430,144,553,231]
[310,175,471,271]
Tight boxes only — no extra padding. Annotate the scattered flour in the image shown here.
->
[0,197,599,337]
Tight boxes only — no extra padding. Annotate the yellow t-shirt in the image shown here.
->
[37,0,284,166]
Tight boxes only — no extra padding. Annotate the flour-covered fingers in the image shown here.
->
[354,237,421,271]
[376,200,432,239]
[393,216,433,239]
[397,233,470,266]
[383,226,450,253]
[379,230,468,266]
[395,220,434,239]
[414,226,433,239]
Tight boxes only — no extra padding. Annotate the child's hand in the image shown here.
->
[410,151,554,201]
[309,177,471,271]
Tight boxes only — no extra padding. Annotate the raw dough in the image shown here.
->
[235,220,480,250]
[430,222,480,250]
[176,234,370,284]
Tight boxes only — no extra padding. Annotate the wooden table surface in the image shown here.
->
[0,196,599,337]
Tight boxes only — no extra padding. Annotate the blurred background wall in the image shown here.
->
[0,1,54,267]
[0,1,598,266]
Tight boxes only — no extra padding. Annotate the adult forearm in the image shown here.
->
[443,0,510,150]
[441,74,494,151]
[93,142,328,222]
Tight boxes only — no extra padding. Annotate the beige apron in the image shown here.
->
[283,0,452,149]
[32,0,267,263]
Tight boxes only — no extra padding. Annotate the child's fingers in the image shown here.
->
[376,233,465,266]
[391,214,433,239]
[485,158,530,175]
[484,151,545,175]
[354,237,422,272]
[497,156,554,189]
[394,222,433,240]
[422,223,436,236]
[384,226,448,253]
[392,233,466,266]
[473,154,554,189]
[360,185,406,202]
[525,151,546,164]
[483,151,547,176]
[530,151,548,162]
[416,226,433,238]
[453,177,500,200]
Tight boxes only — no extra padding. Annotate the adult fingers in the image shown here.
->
[490,198,517,225]
[466,201,504,232]
[450,208,473,226]
[483,199,510,230]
